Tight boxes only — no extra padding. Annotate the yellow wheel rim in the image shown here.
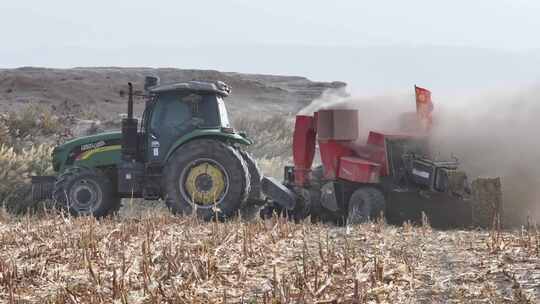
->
[184,161,227,206]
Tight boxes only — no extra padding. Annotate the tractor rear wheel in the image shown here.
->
[238,150,262,201]
[53,166,121,217]
[237,150,264,220]
[347,187,386,225]
[164,139,250,220]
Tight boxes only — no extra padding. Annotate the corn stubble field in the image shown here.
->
[0,211,539,303]
[1,108,540,303]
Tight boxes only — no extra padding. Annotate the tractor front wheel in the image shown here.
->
[347,187,386,225]
[53,166,121,217]
[163,139,250,220]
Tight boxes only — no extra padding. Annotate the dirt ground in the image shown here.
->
[0,208,537,303]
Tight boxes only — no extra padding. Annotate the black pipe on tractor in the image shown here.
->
[121,82,138,161]
[127,82,134,119]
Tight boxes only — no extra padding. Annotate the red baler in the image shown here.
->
[261,87,500,227]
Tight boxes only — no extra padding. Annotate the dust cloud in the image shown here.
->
[300,86,540,225]
[299,89,417,141]
[432,87,540,225]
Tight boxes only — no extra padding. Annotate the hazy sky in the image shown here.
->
[2,0,540,92]
[3,0,540,49]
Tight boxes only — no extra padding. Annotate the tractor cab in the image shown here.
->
[142,80,233,162]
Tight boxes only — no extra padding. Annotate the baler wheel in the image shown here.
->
[347,187,386,225]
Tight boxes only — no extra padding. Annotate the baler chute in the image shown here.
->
[261,87,502,228]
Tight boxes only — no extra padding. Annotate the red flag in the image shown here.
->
[415,85,433,131]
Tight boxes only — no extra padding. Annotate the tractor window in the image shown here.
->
[147,92,228,161]
[150,93,192,132]
[217,97,230,127]
[150,92,227,135]
[191,94,222,128]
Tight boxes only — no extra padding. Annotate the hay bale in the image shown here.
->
[471,177,503,228]
[446,170,467,196]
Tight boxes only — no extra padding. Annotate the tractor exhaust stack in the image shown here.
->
[121,82,138,161]
[127,82,134,119]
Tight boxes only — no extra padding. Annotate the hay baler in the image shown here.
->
[261,88,501,228]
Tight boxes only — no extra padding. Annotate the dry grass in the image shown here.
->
[4,105,63,139]
[257,157,290,180]
[0,210,537,304]
[233,115,293,160]
[0,118,9,146]
[0,106,72,150]
[0,144,54,213]
[233,114,293,179]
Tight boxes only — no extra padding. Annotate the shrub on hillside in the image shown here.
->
[234,114,293,159]
[0,117,9,146]
[233,114,294,178]
[4,105,63,139]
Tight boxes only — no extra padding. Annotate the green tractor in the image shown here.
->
[32,77,261,219]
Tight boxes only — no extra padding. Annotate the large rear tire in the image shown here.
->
[347,187,386,225]
[164,139,250,220]
[237,150,264,221]
[238,150,262,201]
[53,166,121,217]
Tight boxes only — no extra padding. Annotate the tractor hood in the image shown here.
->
[51,128,252,173]
[52,131,122,172]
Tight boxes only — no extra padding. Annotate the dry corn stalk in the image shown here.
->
[0,117,9,146]
[0,143,54,213]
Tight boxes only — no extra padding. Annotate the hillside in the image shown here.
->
[0,67,346,122]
